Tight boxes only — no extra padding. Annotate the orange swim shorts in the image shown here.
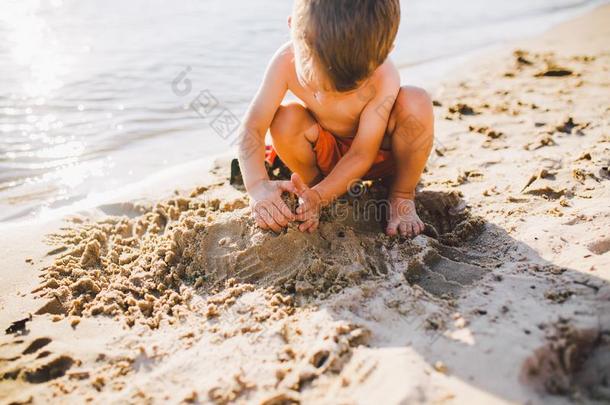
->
[267,124,395,180]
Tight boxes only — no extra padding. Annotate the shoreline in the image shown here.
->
[1,5,609,404]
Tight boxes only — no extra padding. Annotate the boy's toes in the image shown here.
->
[386,220,400,236]
[419,220,426,235]
[399,223,408,237]
[413,221,424,236]
[408,224,418,238]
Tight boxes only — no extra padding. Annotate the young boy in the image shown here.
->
[238,0,434,238]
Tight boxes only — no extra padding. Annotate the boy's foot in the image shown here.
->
[386,197,425,238]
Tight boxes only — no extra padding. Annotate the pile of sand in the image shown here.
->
[34,183,487,331]
[4,184,495,403]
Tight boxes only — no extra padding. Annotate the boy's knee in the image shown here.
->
[270,104,306,142]
[392,86,434,146]
[395,86,433,123]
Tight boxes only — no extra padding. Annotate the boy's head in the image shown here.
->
[291,0,401,92]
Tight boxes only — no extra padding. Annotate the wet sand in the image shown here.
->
[1,5,609,404]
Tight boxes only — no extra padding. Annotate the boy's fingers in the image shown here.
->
[291,173,309,196]
[253,212,268,230]
[296,196,313,216]
[299,221,311,233]
[299,218,318,233]
[307,219,319,233]
[295,198,306,216]
[295,209,309,222]
[298,218,313,232]
[309,220,319,233]
[272,198,295,222]
[295,208,317,222]
[266,202,288,227]
[277,181,297,195]
[259,207,282,233]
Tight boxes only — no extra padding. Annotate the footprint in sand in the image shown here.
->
[404,246,488,299]
[0,336,75,385]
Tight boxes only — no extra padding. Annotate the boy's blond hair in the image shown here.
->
[292,0,401,92]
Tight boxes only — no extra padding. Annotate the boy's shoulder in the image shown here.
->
[270,42,296,68]
[268,41,400,97]
[263,42,298,84]
[368,58,401,95]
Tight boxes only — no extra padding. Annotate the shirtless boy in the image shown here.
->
[238,0,434,238]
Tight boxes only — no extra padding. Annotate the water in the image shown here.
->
[0,0,605,223]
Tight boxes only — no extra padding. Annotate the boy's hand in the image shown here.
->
[250,180,297,233]
[292,173,323,233]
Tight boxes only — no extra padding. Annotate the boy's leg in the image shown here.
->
[385,86,435,237]
[269,103,322,186]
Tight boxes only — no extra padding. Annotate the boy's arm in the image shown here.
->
[238,45,297,232]
[316,91,398,200]
[294,74,400,232]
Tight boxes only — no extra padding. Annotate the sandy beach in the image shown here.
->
[1,5,609,404]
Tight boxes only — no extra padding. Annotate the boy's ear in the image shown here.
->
[288,16,292,29]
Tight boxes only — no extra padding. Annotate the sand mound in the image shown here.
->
[34,184,489,329]
[179,217,397,297]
